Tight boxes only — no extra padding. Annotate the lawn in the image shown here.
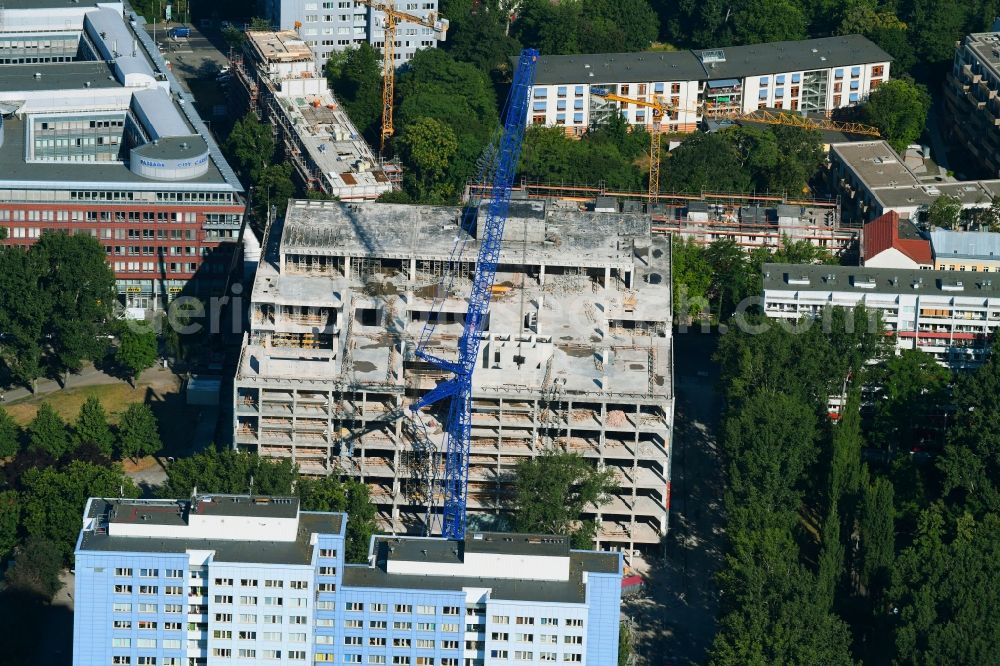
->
[4,371,201,457]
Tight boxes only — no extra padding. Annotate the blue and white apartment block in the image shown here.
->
[74,495,623,666]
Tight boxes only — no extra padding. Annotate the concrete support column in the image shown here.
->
[409,258,417,282]
[344,256,351,280]
[539,264,546,286]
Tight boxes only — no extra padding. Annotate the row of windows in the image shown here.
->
[211,630,307,641]
[338,658,456,666]
[213,595,308,607]
[114,568,184,578]
[492,616,579,626]
[345,603,460,615]
[343,620,459,632]
[113,585,183,595]
[0,209,203,223]
[110,638,182,649]
[213,578,304,588]
[489,633,580,644]
[112,261,201,274]
[213,613,308,624]
[111,657,180,665]
[343,637,460,649]
[490,653,581,663]
[211,648,305,659]
[112,620,182,630]
[112,603,183,613]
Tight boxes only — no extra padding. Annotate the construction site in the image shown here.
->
[233,197,674,563]
[231,30,396,199]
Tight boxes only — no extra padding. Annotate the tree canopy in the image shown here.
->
[74,396,115,458]
[27,403,71,459]
[160,448,297,498]
[862,78,931,152]
[512,450,615,548]
[298,476,377,563]
[116,328,158,386]
[116,403,162,461]
[326,43,383,142]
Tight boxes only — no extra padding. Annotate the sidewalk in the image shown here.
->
[2,364,176,404]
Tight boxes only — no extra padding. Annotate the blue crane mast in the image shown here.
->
[410,48,539,540]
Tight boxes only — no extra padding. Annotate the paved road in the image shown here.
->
[2,363,121,403]
[626,331,725,666]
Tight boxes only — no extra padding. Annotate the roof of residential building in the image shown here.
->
[341,536,620,604]
[763,262,1000,298]
[531,35,891,85]
[691,35,892,80]
[930,229,1000,261]
[0,61,121,93]
[863,211,932,265]
[78,498,343,565]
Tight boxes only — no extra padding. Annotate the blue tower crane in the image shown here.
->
[410,48,539,540]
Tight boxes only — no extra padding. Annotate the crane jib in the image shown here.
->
[411,49,539,540]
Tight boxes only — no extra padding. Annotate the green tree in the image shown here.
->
[0,405,20,458]
[0,489,18,561]
[0,247,49,390]
[441,0,521,73]
[576,0,659,53]
[298,476,378,563]
[511,0,582,55]
[871,350,951,451]
[116,403,162,461]
[730,0,808,45]
[226,113,276,180]
[397,117,460,203]
[31,232,116,381]
[891,506,1000,665]
[910,0,969,66]
[723,392,819,531]
[253,162,296,221]
[160,448,297,497]
[512,451,615,548]
[116,328,158,386]
[4,537,64,601]
[860,476,894,600]
[74,395,115,457]
[938,351,1000,513]
[662,133,752,194]
[395,49,498,194]
[861,78,931,152]
[927,194,962,230]
[27,403,71,458]
[618,620,633,666]
[21,461,139,561]
[326,43,383,140]
[671,237,712,319]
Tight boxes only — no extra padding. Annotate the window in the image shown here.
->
[791,73,801,83]
[137,658,156,665]
[849,92,859,102]
[539,618,558,626]
[113,620,132,629]
[370,637,387,647]
[490,652,507,660]
[540,634,557,644]
[214,578,233,586]
[393,638,411,648]
[516,633,534,642]
[492,616,509,625]
[759,89,768,100]
[776,75,785,85]
[239,614,257,623]
[319,548,337,557]
[345,636,362,646]
[417,623,435,631]
[264,580,283,588]
[834,68,844,78]
[240,579,258,587]
[759,76,769,86]
[416,605,435,615]
[140,569,158,578]
[775,87,785,97]
[534,88,547,98]
[369,620,387,629]
[557,86,567,97]
[138,604,157,613]
[264,596,283,606]
[872,65,884,77]
[850,80,860,90]
[670,82,681,94]
[540,654,557,662]
[565,619,583,627]
[138,621,157,630]
[263,632,281,641]
[215,613,233,623]
[213,630,232,639]
[492,633,509,641]
[442,606,459,616]
[113,658,131,665]
[289,616,307,625]
[136,639,156,648]
[263,651,281,659]
[289,581,308,589]
[851,66,861,77]
[115,568,132,577]
[516,617,535,625]
[369,657,387,665]
[114,584,132,593]
[563,655,582,663]
[238,650,256,659]
[288,633,306,643]
[564,635,583,644]
[395,604,412,614]
[790,86,799,97]
[371,603,387,613]
[264,615,282,624]
[347,602,364,612]
[514,653,533,661]
[238,631,256,640]
[393,622,412,631]
[240,596,257,605]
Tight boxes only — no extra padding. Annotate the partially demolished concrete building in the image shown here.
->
[233,198,674,561]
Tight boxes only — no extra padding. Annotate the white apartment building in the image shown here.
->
[263,0,444,67]
[529,35,891,136]
[763,263,1000,368]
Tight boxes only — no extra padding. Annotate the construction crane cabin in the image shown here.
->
[357,0,449,153]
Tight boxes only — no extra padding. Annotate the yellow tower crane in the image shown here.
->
[357,0,449,153]
[591,88,698,204]
[719,109,881,137]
